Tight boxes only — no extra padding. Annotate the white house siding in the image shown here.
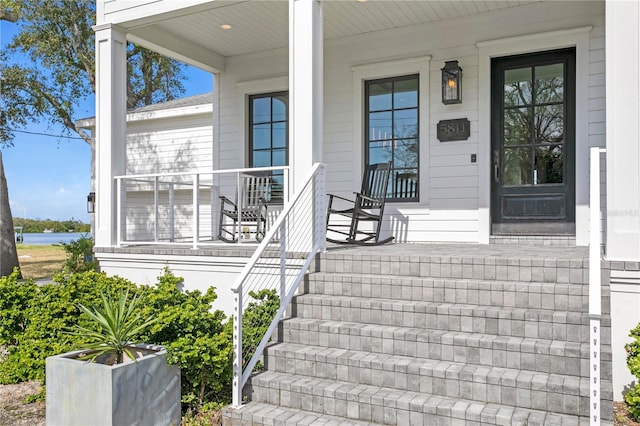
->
[122,107,214,241]
[126,115,213,175]
[215,1,605,244]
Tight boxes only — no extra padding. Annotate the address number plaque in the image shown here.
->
[437,118,470,142]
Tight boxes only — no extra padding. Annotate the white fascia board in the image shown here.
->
[126,103,214,123]
[99,0,227,27]
[127,26,225,73]
[75,103,214,130]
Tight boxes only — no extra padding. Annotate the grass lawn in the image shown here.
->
[16,245,66,280]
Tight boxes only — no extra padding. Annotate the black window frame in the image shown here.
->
[364,74,420,202]
[248,91,289,204]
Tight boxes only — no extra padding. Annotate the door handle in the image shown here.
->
[493,150,500,183]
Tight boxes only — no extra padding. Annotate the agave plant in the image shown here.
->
[67,289,157,364]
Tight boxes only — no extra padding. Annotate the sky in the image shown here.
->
[0,19,212,223]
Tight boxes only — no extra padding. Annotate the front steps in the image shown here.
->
[222,244,613,425]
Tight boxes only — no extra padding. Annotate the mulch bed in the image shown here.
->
[0,382,45,426]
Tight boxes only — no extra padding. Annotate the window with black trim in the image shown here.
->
[365,74,419,201]
[249,91,288,203]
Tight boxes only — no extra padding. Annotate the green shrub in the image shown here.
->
[625,322,640,421]
[0,267,283,417]
[0,270,37,346]
[60,235,98,273]
[242,288,280,370]
[0,271,139,384]
[140,269,232,411]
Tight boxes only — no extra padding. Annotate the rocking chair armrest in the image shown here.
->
[327,193,356,204]
[355,193,384,206]
[219,195,237,209]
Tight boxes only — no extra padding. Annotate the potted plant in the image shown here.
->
[46,290,181,426]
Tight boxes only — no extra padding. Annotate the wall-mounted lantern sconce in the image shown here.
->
[441,60,462,104]
[87,192,95,214]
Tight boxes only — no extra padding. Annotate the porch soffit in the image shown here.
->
[123,0,543,69]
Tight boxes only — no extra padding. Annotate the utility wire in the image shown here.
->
[8,128,86,140]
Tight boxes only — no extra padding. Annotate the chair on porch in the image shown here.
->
[218,172,270,243]
[394,171,418,199]
[326,161,394,245]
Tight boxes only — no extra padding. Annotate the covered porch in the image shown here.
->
[94,0,640,417]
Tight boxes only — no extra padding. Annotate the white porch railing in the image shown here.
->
[231,163,326,407]
[589,146,606,425]
[113,166,289,248]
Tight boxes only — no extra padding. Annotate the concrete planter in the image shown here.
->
[46,344,180,426]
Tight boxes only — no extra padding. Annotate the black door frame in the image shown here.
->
[491,48,576,235]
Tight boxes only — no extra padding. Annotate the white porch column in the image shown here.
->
[605,0,640,400]
[93,24,127,247]
[289,0,323,192]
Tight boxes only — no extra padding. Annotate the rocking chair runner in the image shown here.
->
[326,161,394,245]
[218,173,270,242]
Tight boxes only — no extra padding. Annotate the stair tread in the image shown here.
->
[294,293,599,320]
[280,317,612,357]
[248,370,597,425]
[265,341,613,394]
[223,401,379,425]
[309,271,588,286]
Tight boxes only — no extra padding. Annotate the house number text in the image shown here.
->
[437,118,470,142]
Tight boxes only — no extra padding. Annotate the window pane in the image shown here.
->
[393,139,418,169]
[504,67,532,107]
[253,124,271,150]
[272,148,286,167]
[369,111,392,141]
[369,141,393,165]
[534,104,564,143]
[535,63,563,104]
[394,78,418,109]
[393,169,418,199]
[270,174,284,201]
[253,151,270,167]
[272,122,286,148]
[394,109,418,139]
[252,97,271,123]
[504,107,531,146]
[535,145,563,184]
[504,147,532,186]
[368,82,392,111]
[272,95,287,122]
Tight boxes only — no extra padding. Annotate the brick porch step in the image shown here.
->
[246,370,597,425]
[262,342,614,417]
[291,294,607,342]
[279,319,612,378]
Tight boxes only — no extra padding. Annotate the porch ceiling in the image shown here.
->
[123,0,543,71]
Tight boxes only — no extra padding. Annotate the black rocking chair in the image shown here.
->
[218,172,270,242]
[326,161,394,245]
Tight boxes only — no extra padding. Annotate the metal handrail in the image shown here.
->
[231,163,326,407]
[589,146,606,425]
[113,166,290,248]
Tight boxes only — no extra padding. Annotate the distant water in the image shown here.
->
[17,232,88,245]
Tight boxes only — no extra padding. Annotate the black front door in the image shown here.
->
[491,48,576,235]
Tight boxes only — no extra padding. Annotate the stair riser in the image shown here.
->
[290,299,609,344]
[249,375,603,420]
[305,277,592,312]
[279,323,612,378]
[315,256,591,285]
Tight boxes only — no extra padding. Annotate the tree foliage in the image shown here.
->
[0,0,186,146]
[13,217,90,233]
